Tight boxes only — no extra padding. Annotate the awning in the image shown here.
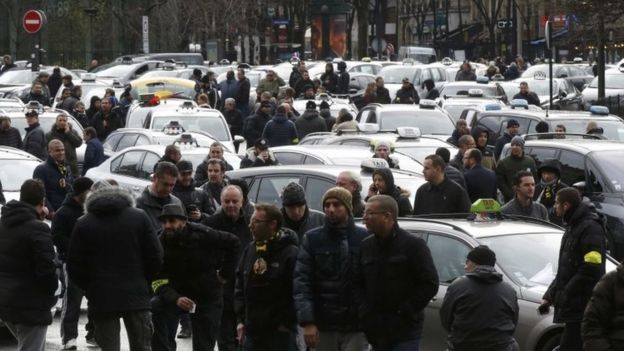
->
[530,29,569,45]
[436,23,482,42]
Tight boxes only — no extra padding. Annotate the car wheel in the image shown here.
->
[538,332,561,351]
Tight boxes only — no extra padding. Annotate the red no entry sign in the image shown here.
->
[23,10,44,34]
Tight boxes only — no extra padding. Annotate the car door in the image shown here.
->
[418,231,473,351]
[108,150,146,197]
[303,176,336,211]
[273,151,305,165]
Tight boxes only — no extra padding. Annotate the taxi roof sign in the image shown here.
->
[361,158,389,171]
[470,198,501,213]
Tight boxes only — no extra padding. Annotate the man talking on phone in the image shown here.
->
[240,138,279,168]
[151,203,240,351]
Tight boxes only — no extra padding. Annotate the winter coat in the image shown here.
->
[23,123,47,160]
[91,109,124,142]
[135,186,183,232]
[33,157,74,212]
[202,208,253,250]
[455,70,477,81]
[446,165,467,189]
[582,263,624,351]
[240,148,279,169]
[494,132,514,160]
[0,126,23,149]
[256,77,286,98]
[243,110,272,147]
[236,78,251,107]
[320,71,339,94]
[46,125,83,176]
[172,182,217,221]
[282,207,325,242]
[513,92,541,106]
[59,95,80,113]
[262,113,299,147]
[495,153,537,202]
[83,138,104,176]
[464,164,497,202]
[356,225,438,347]
[289,68,303,88]
[294,79,315,98]
[293,217,369,331]
[413,177,471,215]
[235,229,299,336]
[320,109,336,132]
[153,222,240,304]
[449,152,466,174]
[22,92,50,106]
[0,200,58,326]
[471,127,496,170]
[440,266,519,351]
[376,87,392,104]
[367,168,413,216]
[295,109,327,140]
[219,78,240,108]
[337,71,350,94]
[193,158,233,187]
[425,88,440,100]
[51,194,83,261]
[544,202,607,323]
[72,111,90,129]
[501,198,549,221]
[223,108,244,137]
[394,85,420,104]
[48,73,63,99]
[332,120,359,133]
[535,159,568,225]
[200,181,226,208]
[67,186,163,316]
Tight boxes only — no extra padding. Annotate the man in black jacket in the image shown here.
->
[199,158,228,207]
[51,177,96,348]
[494,119,520,160]
[23,109,47,160]
[236,69,251,117]
[393,78,419,104]
[242,101,272,148]
[413,154,471,215]
[440,246,519,351]
[235,203,299,350]
[0,115,23,149]
[91,97,124,141]
[33,139,74,214]
[67,181,163,351]
[293,187,369,350]
[435,147,466,189]
[281,182,325,241]
[540,187,606,351]
[463,148,497,202]
[151,203,240,351]
[513,81,541,106]
[194,142,234,186]
[336,61,350,94]
[357,195,438,350]
[136,161,183,231]
[0,179,58,351]
[173,160,216,222]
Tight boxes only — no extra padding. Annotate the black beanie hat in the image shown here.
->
[467,245,496,266]
[73,177,94,197]
[282,182,306,207]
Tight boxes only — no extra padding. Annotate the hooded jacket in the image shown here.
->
[320,108,336,132]
[0,200,58,326]
[282,206,325,242]
[234,228,299,335]
[534,159,568,224]
[582,262,624,351]
[243,110,272,146]
[544,202,606,323]
[471,127,496,170]
[240,148,279,169]
[67,186,163,316]
[262,112,299,147]
[33,157,74,212]
[23,122,47,160]
[46,125,83,176]
[440,266,519,351]
[495,152,537,202]
[368,168,413,216]
[295,109,327,140]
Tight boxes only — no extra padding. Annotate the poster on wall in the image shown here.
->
[311,14,348,60]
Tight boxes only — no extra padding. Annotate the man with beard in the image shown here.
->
[534,159,568,225]
[280,182,324,242]
[235,204,299,350]
[151,203,240,351]
[91,97,124,141]
[194,143,234,186]
[136,161,183,231]
[199,158,228,208]
[172,160,216,222]
[335,171,365,217]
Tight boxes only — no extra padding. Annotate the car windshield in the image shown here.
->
[95,65,136,78]
[395,146,451,163]
[379,111,454,134]
[522,80,559,96]
[479,233,562,287]
[0,159,41,190]
[442,104,477,122]
[141,70,183,79]
[440,85,500,97]
[130,82,197,100]
[588,74,624,89]
[522,65,561,78]
[593,151,624,192]
[151,116,229,141]
[379,67,420,84]
[552,119,624,141]
[0,70,35,85]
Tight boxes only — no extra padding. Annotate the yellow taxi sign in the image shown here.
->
[470,199,502,213]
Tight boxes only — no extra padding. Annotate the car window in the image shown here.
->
[273,152,304,165]
[427,234,471,284]
[567,66,585,77]
[303,155,324,165]
[136,135,151,146]
[357,109,370,123]
[559,150,586,186]
[305,177,336,211]
[256,176,302,207]
[475,116,501,143]
[430,68,441,82]
[139,152,161,180]
[113,151,143,177]
[341,140,370,147]
[359,65,376,75]
[368,111,377,124]
[103,133,123,152]
[117,134,139,151]
[419,69,432,85]
[525,147,558,166]
[587,159,606,193]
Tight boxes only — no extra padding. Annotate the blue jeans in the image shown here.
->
[243,330,297,351]
[151,297,223,351]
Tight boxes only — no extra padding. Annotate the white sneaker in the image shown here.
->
[63,338,77,350]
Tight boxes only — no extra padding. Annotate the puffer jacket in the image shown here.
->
[293,217,369,331]
[282,207,325,242]
[295,109,327,140]
[544,202,607,323]
[262,112,298,147]
[23,123,47,160]
[153,222,240,303]
[440,266,518,351]
[67,186,163,316]
[0,126,23,149]
[0,200,58,326]
[235,228,299,336]
[583,262,624,351]
[46,125,83,176]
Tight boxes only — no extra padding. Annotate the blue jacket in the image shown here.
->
[83,138,105,176]
[464,164,497,202]
[293,217,369,331]
[262,113,298,147]
[33,157,74,212]
[219,79,239,107]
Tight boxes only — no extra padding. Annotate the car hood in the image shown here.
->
[520,284,548,303]
[582,87,624,102]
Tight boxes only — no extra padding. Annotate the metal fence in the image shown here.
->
[595,95,624,118]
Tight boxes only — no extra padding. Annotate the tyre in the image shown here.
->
[538,333,561,351]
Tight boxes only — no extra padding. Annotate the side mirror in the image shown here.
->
[573,181,587,193]
[560,91,567,98]
[233,135,244,153]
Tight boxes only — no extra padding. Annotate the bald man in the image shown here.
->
[33,139,74,214]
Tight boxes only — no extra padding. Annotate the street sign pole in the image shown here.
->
[546,20,553,110]
[142,16,149,54]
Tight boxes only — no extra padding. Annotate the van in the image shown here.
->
[397,46,437,64]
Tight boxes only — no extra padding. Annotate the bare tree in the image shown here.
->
[472,0,505,56]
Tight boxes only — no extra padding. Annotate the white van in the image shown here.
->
[398,46,437,64]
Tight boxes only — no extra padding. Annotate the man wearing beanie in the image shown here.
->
[496,135,537,202]
[494,119,520,160]
[357,195,438,350]
[373,141,399,169]
[440,245,519,351]
[173,160,216,223]
[295,100,327,140]
[51,177,97,348]
[294,187,369,350]
[281,182,325,241]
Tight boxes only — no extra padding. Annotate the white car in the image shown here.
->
[0,146,43,203]
[102,128,219,158]
[86,144,241,198]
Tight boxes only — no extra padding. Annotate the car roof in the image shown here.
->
[521,138,624,153]
[365,103,442,113]
[226,164,423,180]
[0,146,43,161]
[476,108,621,121]
[150,106,223,118]
[315,132,455,147]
